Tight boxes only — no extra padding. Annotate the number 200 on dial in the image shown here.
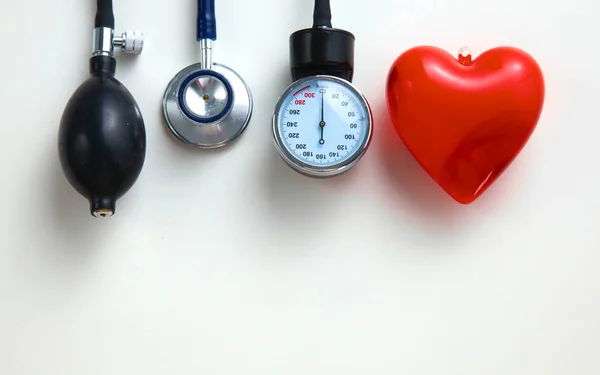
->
[272,75,373,177]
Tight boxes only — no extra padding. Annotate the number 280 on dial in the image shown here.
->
[272,75,373,177]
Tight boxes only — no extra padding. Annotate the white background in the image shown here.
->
[0,0,598,373]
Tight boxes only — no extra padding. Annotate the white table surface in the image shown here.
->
[1,0,598,374]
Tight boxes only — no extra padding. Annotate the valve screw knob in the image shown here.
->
[114,30,144,55]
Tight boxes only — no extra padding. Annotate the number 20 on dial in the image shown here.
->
[272,75,373,177]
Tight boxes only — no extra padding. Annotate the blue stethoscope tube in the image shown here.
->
[197,0,217,41]
[175,0,233,124]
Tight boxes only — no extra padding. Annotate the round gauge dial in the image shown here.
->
[272,75,372,177]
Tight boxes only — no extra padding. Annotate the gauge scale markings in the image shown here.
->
[277,79,368,168]
[272,75,372,178]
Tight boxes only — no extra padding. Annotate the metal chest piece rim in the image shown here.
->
[162,62,253,149]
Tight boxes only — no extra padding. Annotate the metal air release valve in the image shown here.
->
[92,27,144,56]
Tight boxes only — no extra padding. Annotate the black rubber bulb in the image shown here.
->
[58,55,146,217]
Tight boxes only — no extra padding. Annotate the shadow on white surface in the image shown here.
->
[255,138,352,255]
[113,52,142,79]
[46,156,104,260]
[261,146,334,212]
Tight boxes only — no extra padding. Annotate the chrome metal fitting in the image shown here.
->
[113,31,144,55]
[92,27,144,57]
[199,39,213,70]
[92,27,114,56]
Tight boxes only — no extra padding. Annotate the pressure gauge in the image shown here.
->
[272,75,372,177]
[271,0,373,178]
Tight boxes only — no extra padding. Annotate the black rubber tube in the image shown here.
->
[95,0,115,28]
[313,0,332,28]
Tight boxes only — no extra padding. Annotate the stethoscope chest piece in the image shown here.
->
[162,0,252,149]
[163,62,252,148]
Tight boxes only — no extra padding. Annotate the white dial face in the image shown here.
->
[274,76,370,170]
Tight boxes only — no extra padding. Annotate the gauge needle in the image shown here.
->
[319,88,325,145]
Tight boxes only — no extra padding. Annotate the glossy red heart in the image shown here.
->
[386,46,545,204]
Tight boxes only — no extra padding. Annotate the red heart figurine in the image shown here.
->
[386,46,545,204]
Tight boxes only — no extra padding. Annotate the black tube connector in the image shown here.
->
[289,0,355,82]
[313,0,332,28]
[95,0,115,29]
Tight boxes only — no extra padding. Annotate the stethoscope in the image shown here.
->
[162,0,253,148]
